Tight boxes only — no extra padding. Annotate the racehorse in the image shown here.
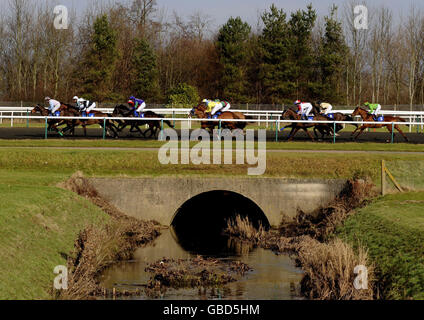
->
[351,107,409,142]
[31,104,68,136]
[190,102,252,133]
[111,104,174,138]
[311,102,357,139]
[281,108,335,141]
[58,104,119,138]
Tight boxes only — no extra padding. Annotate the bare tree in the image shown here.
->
[130,0,157,36]
[188,11,212,42]
[369,6,392,103]
[344,0,370,106]
[404,6,423,110]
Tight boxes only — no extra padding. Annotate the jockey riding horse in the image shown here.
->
[310,102,357,139]
[112,104,174,138]
[281,107,336,142]
[190,101,253,133]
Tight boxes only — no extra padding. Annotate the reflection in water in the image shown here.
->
[100,228,304,300]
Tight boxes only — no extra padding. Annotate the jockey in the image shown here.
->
[211,100,224,116]
[202,99,220,118]
[45,97,61,115]
[295,100,313,120]
[318,101,333,115]
[128,96,146,116]
[202,99,213,113]
[73,96,96,115]
[364,102,381,119]
[220,100,231,113]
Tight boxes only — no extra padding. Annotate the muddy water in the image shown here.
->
[100,229,304,300]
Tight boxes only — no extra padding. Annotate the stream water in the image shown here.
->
[100,228,304,300]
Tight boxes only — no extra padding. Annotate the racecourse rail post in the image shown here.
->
[381,160,386,196]
[391,122,394,143]
[160,119,164,141]
[172,111,175,128]
[44,117,48,139]
[333,122,336,144]
[102,118,106,140]
[275,120,278,142]
[218,119,222,140]
[26,110,29,128]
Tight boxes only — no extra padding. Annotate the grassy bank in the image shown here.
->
[1,139,424,152]
[0,174,110,299]
[0,148,423,187]
[337,192,424,299]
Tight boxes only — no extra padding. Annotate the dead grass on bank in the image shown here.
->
[279,178,376,241]
[225,179,376,300]
[295,237,374,300]
[55,172,161,300]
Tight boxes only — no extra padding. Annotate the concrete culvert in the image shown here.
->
[171,190,270,255]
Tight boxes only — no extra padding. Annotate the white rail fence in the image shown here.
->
[1,106,424,133]
[0,114,422,143]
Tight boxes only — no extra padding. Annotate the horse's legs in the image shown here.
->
[313,127,320,139]
[108,122,119,139]
[287,127,300,141]
[351,125,361,137]
[315,126,326,139]
[287,127,296,141]
[394,124,409,142]
[303,127,315,141]
[353,126,367,140]
[138,125,147,138]
[129,122,138,133]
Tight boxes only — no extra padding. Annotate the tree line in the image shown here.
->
[0,0,424,109]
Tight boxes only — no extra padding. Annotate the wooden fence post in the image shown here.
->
[381,160,386,196]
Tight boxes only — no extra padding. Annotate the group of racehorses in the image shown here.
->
[191,101,409,142]
[279,103,409,142]
[30,103,173,139]
[30,100,409,142]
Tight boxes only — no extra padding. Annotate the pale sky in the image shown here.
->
[3,0,423,29]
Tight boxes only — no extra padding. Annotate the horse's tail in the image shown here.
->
[164,119,174,128]
[155,114,174,128]
[344,114,358,128]
[244,115,257,124]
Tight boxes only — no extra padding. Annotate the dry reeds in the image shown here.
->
[296,237,374,300]
[225,215,267,243]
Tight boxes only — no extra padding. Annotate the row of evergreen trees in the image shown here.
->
[71,4,346,105]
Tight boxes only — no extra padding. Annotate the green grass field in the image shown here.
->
[337,192,424,299]
[0,138,424,152]
[0,147,423,184]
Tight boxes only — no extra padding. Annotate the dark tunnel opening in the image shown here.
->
[171,190,270,256]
